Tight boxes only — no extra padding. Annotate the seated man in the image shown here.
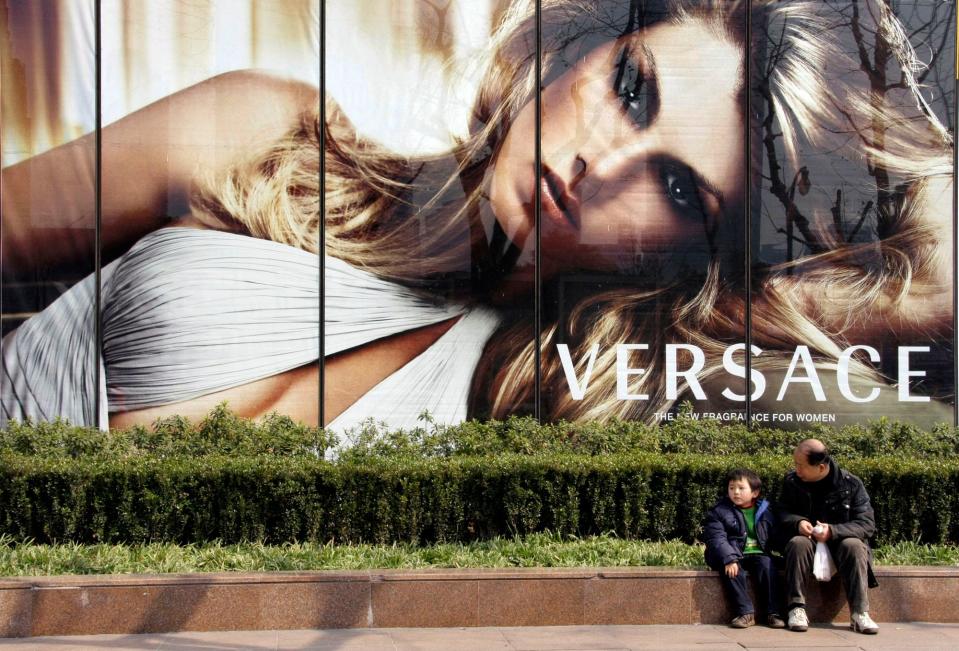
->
[778,439,879,634]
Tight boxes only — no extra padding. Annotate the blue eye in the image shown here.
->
[618,73,648,121]
[612,45,656,128]
[661,166,703,215]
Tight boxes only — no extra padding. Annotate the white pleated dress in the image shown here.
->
[1,227,500,432]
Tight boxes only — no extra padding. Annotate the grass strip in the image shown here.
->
[0,534,955,576]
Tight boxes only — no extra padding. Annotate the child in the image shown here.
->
[703,468,785,629]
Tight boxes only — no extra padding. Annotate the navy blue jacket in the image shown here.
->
[703,497,775,570]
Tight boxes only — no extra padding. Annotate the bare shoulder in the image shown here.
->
[139,70,318,143]
[93,69,318,177]
[191,70,319,113]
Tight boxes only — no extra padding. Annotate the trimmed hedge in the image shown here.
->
[0,452,955,546]
[337,414,959,461]
[0,408,332,460]
[2,408,956,546]
[3,404,958,460]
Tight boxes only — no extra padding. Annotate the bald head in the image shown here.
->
[792,439,830,482]
[797,439,828,461]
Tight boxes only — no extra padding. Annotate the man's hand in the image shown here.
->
[725,562,739,578]
[812,522,832,542]
[798,520,814,537]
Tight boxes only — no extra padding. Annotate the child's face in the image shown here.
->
[727,479,759,508]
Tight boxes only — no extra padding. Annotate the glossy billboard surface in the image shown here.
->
[1,0,955,432]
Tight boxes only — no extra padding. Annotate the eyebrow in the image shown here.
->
[682,159,728,249]
[690,165,727,214]
[640,42,662,125]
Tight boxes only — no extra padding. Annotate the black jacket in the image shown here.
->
[703,497,775,570]
[777,458,878,587]
[777,458,876,541]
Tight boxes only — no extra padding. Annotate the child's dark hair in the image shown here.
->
[726,468,761,493]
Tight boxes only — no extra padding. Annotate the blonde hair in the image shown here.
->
[191,0,953,423]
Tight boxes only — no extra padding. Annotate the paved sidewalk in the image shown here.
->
[1,623,958,650]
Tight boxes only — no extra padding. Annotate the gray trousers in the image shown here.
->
[784,535,870,613]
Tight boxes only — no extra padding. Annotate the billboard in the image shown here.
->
[1,0,956,432]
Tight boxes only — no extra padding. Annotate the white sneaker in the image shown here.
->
[851,611,879,634]
[787,606,809,632]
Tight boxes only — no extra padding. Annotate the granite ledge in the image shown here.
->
[6,565,958,589]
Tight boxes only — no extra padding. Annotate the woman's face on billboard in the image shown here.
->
[490,18,745,277]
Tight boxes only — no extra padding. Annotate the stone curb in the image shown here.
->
[0,567,955,637]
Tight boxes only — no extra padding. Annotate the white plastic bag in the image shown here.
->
[813,541,837,581]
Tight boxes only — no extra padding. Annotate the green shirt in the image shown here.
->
[740,505,762,554]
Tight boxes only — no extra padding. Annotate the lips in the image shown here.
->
[540,164,581,231]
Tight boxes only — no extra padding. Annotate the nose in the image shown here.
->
[571,155,587,188]
[563,124,663,195]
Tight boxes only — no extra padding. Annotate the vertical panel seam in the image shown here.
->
[319,0,326,430]
[745,0,753,428]
[94,0,103,430]
[534,0,542,422]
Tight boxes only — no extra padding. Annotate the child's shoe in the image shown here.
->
[729,613,755,628]
[850,611,879,634]
[787,607,808,632]
[766,613,786,628]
